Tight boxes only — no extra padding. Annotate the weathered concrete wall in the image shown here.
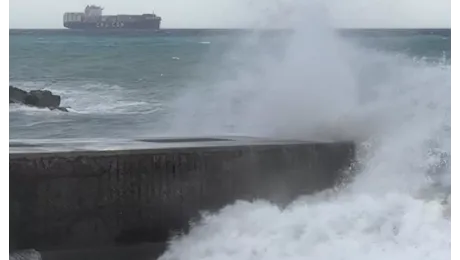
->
[10,138,355,252]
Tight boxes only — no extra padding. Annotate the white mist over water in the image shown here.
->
[161,3,450,260]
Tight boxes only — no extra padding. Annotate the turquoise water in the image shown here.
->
[9,29,450,140]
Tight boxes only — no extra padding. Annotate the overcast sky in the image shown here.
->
[9,0,450,29]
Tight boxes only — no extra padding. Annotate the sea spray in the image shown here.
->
[160,2,450,260]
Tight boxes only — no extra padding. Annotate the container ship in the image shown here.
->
[63,5,161,30]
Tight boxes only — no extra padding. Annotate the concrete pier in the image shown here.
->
[10,137,355,257]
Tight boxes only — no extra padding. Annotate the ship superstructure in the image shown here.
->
[63,5,161,30]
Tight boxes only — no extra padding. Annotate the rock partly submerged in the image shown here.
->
[9,86,69,112]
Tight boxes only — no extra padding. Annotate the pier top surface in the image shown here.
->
[10,136,351,157]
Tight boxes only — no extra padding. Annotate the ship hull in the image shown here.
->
[64,20,160,30]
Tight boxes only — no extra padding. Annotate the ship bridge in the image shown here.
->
[85,5,103,17]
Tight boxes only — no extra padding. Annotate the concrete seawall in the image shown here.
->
[10,137,355,256]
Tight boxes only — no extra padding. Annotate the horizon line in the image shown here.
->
[9,27,451,30]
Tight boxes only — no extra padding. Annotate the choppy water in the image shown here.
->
[10,6,450,260]
[9,28,449,140]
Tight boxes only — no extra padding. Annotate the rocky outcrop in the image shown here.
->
[9,86,69,112]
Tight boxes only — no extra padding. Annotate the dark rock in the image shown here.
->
[27,90,61,108]
[51,107,69,112]
[9,86,28,104]
[9,85,68,112]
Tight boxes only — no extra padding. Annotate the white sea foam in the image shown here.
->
[160,2,450,260]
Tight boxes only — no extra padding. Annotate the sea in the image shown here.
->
[10,24,450,260]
